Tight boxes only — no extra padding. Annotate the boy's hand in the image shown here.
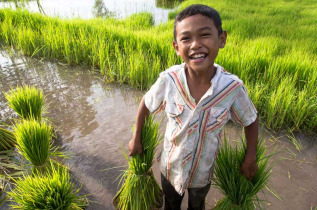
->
[242,118,258,180]
[128,139,143,156]
[128,96,149,156]
[240,154,258,180]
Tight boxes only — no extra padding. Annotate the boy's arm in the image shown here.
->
[240,117,258,180]
[128,96,150,156]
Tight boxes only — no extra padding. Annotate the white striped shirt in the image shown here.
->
[144,63,257,194]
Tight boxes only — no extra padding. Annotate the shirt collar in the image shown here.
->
[210,63,221,87]
[180,63,221,85]
[180,63,222,100]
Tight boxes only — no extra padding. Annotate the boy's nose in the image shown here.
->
[190,38,202,50]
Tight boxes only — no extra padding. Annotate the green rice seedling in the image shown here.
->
[113,115,163,210]
[5,86,45,121]
[13,119,63,173]
[213,136,272,210]
[286,129,303,151]
[0,127,16,151]
[8,162,88,210]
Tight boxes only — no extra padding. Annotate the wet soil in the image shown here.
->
[0,50,316,209]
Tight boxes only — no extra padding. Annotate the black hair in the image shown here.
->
[173,4,223,42]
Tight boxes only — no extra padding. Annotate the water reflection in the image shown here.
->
[0,0,173,24]
[35,0,45,15]
[0,0,46,14]
[92,0,113,18]
[155,0,183,9]
[0,49,144,209]
[0,50,96,139]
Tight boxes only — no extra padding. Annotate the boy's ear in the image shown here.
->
[219,30,227,48]
[173,41,180,56]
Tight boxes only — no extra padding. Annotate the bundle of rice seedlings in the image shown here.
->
[0,127,16,151]
[5,86,45,121]
[14,119,63,173]
[213,137,272,210]
[8,162,88,209]
[113,115,163,210]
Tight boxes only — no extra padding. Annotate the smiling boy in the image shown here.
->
[129,4,258,210]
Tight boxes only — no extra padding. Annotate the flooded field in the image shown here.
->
[0,50,316,209]
[0,0,178,24]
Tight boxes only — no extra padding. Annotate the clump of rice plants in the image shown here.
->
[113,115,163,210]
[8,163,87,209]
[5,86,45,122]
[213,137,272,210]
[13,119,62,172]
[0,127,16,151]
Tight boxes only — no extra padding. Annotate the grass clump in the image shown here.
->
[213,137,272,210]
[5,86,45,121]
[8,163,87,210]
[114,115,163,210]
[13,119,62,172]
[0,127,16,151]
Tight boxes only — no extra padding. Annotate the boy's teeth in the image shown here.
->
[192,54,205,59]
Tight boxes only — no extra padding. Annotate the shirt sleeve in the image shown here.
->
[230,84,257,127]
[144,72,167,114]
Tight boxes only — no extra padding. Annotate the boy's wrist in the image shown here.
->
[245,151,256,161]
[132,132,142,143]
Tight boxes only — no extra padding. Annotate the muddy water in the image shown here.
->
[0,49,144,209]
[0,50,316,209]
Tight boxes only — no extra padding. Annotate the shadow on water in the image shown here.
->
[68,150,124,210]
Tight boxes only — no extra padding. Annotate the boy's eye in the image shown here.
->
[201,33,211,37]
[180,37,190,41]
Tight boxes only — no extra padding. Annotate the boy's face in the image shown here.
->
[173,14,227,73]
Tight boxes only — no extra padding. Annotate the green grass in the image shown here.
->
[213,137,272,209]
[4,86,45,121]
[13,119,63,172]
[0,0,316,132]
[0,127,16,151]
[8,163,87,210]
[114,115,163,210]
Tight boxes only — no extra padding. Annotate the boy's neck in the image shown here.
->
[185,64,217,85]
[184,64,217,104]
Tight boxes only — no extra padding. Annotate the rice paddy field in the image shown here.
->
[0,0,316,209]
[0,0,316,132]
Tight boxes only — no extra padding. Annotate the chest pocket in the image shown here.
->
[206,107,229,133]
[165,103,184,128]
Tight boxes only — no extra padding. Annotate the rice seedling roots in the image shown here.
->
[113,169,163,210]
